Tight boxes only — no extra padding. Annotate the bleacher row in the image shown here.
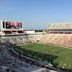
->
[0,40,48,72]
[0,34,44,44]
[48,23,72,29]
[39,34,72,48]
[1,36,30,44]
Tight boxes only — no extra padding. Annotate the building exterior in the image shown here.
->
[0,20,24,36]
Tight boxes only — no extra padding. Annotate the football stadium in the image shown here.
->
[0,20,72,72]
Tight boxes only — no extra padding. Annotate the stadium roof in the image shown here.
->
[48,23,72,29]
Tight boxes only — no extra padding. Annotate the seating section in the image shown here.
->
[39,34,72,47]
[48,23,72,29]
[1,36,31,44]
[1,34,44,44]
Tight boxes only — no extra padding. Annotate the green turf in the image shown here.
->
[15,43,72,69]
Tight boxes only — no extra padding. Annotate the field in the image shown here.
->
[14,43,72,69]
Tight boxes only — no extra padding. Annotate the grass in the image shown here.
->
[15,43,72,69]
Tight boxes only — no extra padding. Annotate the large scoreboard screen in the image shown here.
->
[3,21,22,29]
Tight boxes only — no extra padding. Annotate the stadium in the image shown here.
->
[0,20,72,72]
[40,23,72,47]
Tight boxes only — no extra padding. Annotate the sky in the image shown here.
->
[0,0,72,29]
